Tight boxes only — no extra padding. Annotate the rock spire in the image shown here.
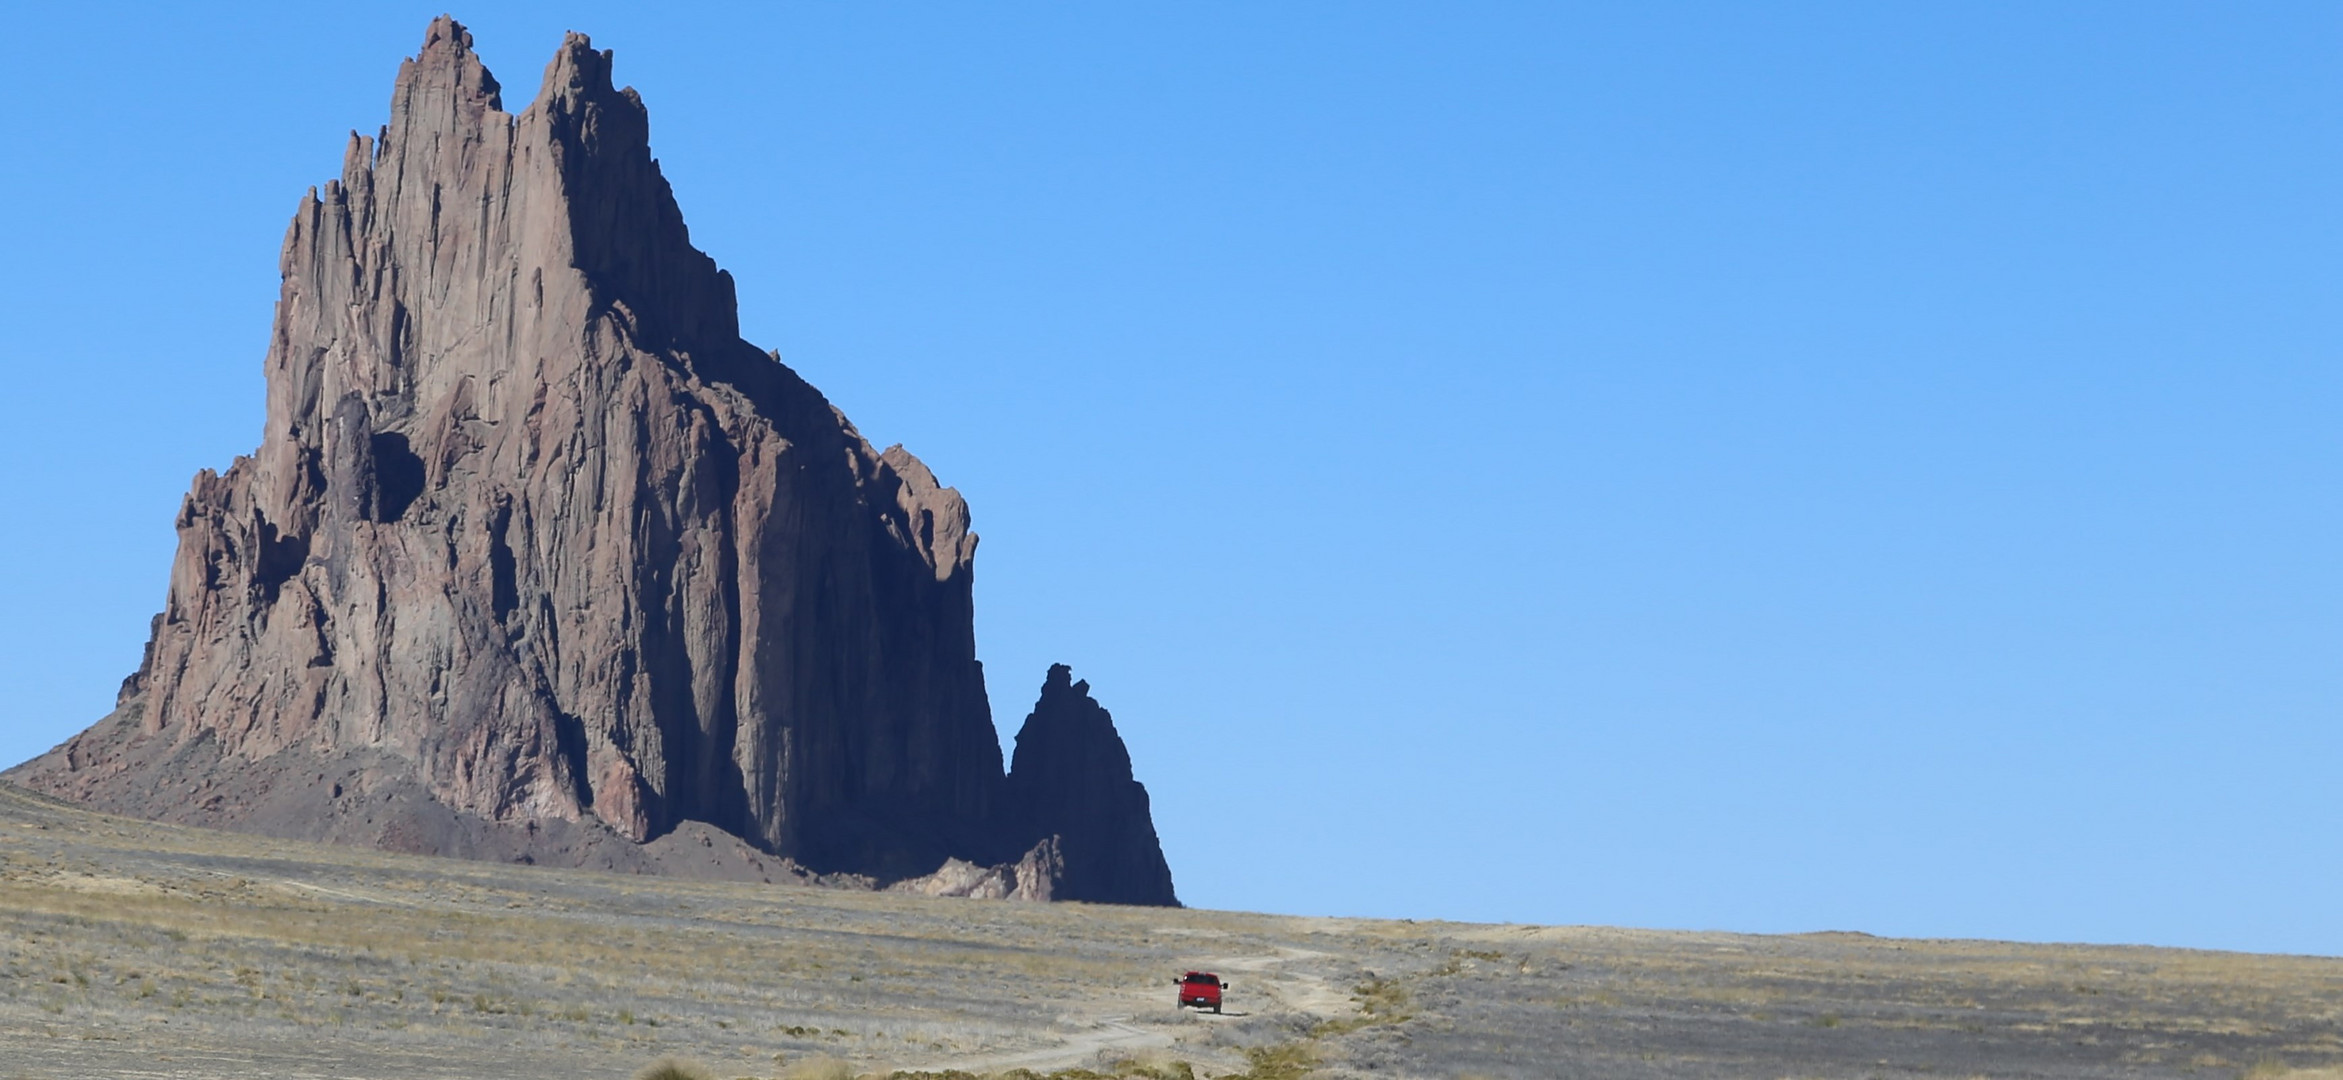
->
[5,17,1175,906]
[1005,666,1181,906]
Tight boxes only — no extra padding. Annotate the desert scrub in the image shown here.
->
[1429,948,1505,978]
[1231,1043,1318,1080]
[2244,1063,2343,1080]
[1108,1063,1197,1080]
[782,1058,855,1080]
[887,1064,1198,1080]
[1310,975,1411,1037]
[635,1059,714,1080]
[1351,976,1408,1018]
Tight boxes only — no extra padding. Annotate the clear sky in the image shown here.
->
[0,3,2335,954]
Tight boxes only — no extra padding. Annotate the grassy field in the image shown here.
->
[2,782,2338,1080]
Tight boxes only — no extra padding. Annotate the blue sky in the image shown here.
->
[1,3,2336,953]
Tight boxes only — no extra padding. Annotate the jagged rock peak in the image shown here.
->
[1016,665,1133,779]
[8,16,1181,907]
[5,17,1026,891]
[1005,666,1179,906]
[406,16,502,107]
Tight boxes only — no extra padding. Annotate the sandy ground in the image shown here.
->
[3,782,2340,1080]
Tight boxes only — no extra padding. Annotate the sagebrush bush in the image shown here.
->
[1233,1043,1317,1080]
[635,1058,715,1080]
[781,1056,857,1080]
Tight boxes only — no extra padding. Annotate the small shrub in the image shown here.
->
[1233,1043,1317,1080]
[1311,975,1412,1037]
[1352,977,1408,1018]
[2234,1063,2343,1080]
[781,1057,855,1080]
[636,1059,715,1080]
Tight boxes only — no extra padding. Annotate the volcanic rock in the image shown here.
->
[5,17,1174,905]
[1002,666,1179,906]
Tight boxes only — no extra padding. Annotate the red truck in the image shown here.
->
[1175,971,1228,1013]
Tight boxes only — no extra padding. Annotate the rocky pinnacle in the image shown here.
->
[6,18,1176,906]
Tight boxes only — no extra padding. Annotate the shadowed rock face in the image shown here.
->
[6,18,1174,904]
[1004,666,1179,906]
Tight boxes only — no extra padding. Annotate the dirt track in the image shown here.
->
[893,946,1353,1074]
[5,783,2342,1079]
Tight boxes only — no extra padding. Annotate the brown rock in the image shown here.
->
[886,838,1062,901]
[7,18,1173,902]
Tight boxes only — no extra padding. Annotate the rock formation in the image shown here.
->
[1003,666,1179,906]
[5,18,1175,907]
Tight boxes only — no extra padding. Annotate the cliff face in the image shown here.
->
[6,18,1174,905]
[1004,666,1180,906]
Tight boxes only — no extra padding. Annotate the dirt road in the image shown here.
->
[7,784,2343,1080]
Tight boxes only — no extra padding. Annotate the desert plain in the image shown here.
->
[1,782,2338,1080]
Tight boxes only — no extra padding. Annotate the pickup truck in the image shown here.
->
[1175,971,1228,1014]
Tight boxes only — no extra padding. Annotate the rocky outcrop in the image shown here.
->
[1001,666,1179,906]
[5,18,1174,905]
[887,837,1063,902]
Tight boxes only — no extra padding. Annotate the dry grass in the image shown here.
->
[5,783,2343,1080]
[779,1058,855,1080]
[2246,1064,2343,1080]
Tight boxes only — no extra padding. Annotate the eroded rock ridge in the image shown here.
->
[5,18,1175,907]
